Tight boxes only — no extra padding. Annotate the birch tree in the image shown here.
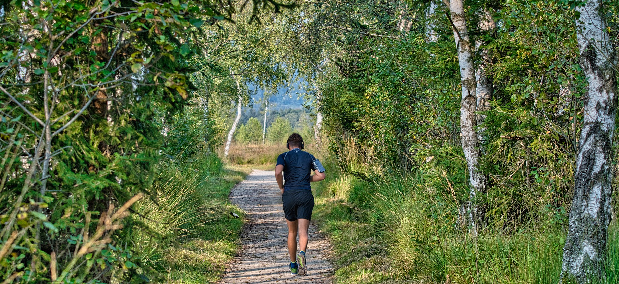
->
[224,78,244,157]
[426,1,439,43]
[314,90,323,145]
[263,96,269,144]
[443,0,485,236]
[561,0,617,282]
[474,10,495,146]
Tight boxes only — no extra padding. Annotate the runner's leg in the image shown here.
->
[298,218,310,252]
[287,219,298,262]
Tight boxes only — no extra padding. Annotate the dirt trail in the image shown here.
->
[220,169,333,284]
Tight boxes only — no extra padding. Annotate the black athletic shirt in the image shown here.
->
[276,149,318,191]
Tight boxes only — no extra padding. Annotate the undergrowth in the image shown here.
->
[312,154,619,284]
[129,153,246,283]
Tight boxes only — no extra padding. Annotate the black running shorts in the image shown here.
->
[282,189,315,221]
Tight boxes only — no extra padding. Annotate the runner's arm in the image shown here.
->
[310,171,325,182]
[275,164,285,194]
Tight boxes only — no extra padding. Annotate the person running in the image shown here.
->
[275,133,326,275]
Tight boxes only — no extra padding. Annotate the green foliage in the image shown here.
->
[235,117,263,144]
[0,0,292,282]
[284,0,603,230]
[274,0,619,282]
[266,116,293,144]
[129,154,245,283]
[313,153,619,283]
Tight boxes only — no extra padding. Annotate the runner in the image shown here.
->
[275,133,326,275]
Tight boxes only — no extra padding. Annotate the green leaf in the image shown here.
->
[39,250,51,262]
[34,69,45,75]
[42,195,54,203]
[131,63,142,74]
[175,86,188,99]
[213,15,224,21]
[11,115,22,122]
[171,0,179,6]
[179,44,190,56]
[189,18,204,28]
[43,221,59,233]
[30,211,48,220]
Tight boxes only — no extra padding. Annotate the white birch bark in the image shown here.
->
[446,0,484,236]
[314,111,323,145]
[561,0,617,282]
[314,89,323,145]
[224,95,242,157]
[426,1,439,43]
[262,100,268,144]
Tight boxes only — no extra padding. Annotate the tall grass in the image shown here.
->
[226,143,283,169]
[312,155,619,284]
[129,154,246,283]
[226,142,323,169]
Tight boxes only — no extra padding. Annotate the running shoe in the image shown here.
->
[289,261,298,275]
[297,251,306,275]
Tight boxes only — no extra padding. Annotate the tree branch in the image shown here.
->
[51,4,115,60]
[0,86,45,127]
[0,110,38,136]
[51,89,97,137]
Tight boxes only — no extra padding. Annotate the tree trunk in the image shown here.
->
[263,99,269,144]
[314,89,323,145]
[561,0,617,282]
[91,20,109,117]
[426,1,439,43]
[474,10,495,146]
[446,0,484,236]
[396,1,412,32]
[40,70,52,198]
[224,95,242,157]
[314,111,323,145]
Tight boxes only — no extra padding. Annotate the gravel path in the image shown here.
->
[220,169,333,284]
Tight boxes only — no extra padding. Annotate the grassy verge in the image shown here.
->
[312,155,619,284]
[129,143,288,283]
[129,154,247,283]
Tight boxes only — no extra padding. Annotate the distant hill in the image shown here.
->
[246,76,314,111]
[240,77,315,130]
